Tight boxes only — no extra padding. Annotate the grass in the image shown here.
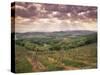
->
[16,57,32,73]
[65,43,97,64]
[15,33,97,73]
[15,45,33,73]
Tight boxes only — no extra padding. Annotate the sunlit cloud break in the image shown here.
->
[11,2,97,33]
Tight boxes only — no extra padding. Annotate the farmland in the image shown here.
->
[15,30,97,73]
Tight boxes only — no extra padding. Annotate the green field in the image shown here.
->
[15,32,97,73]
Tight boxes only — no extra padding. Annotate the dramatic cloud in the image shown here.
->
[11,2,97,33]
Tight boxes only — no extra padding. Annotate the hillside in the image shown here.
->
[15,30,97,39]
[14,30,97,73]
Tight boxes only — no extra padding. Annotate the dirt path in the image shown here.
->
[63,66,79,70]
[26,56,79,71]
[48,57,79,70]
[26,56,46,72]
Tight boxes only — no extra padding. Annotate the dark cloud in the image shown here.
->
[11,2,38,18]
[11,2,97,20]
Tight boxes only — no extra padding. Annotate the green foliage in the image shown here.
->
[16,57,32,73]
[62,59,87,68]
[16,33,97,51]
[15,45,32,73]
[15,33,97,72]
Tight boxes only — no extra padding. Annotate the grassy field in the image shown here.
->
[15,32,97,73]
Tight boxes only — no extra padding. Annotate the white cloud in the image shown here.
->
[15,17,97,32]
[15,5,27,10]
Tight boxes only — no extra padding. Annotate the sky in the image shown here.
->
[11,2,97,33]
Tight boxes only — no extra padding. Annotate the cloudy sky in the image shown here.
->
[11,2,97,33]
